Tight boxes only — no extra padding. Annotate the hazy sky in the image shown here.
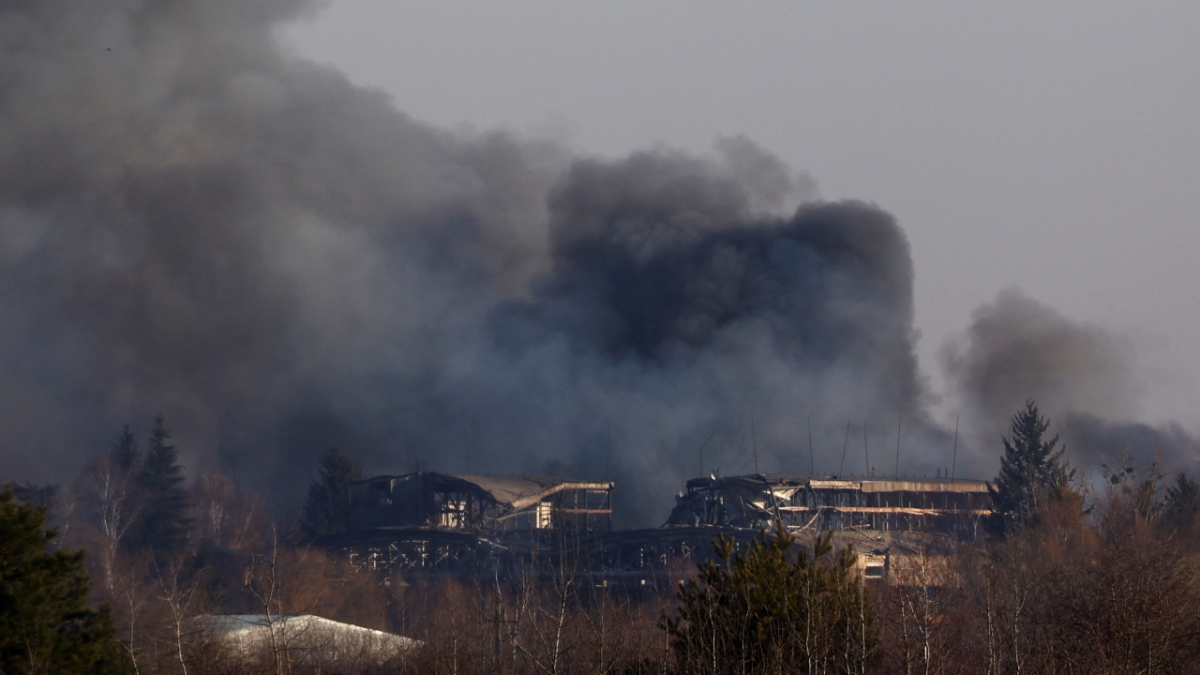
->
[282,1,1200,427]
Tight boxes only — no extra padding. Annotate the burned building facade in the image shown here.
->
[667,474,991,537]
[319,473,614,575]
[346,473,614,534]
[319,470,989,585]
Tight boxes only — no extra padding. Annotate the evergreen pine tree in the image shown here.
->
[987,400,1072,536]
[111,424,139,472]
[301,447,362,537]
[7,481,57,511]
[134,415,191,555]
[1159,472,1200,537]
[666,523,877,674]
[0,487,130,674]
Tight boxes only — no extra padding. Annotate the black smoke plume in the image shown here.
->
[0,0,563,488]
[0,0,949,525]
[458,152,949,523]
[944,289,1200,480]
[1064,414,1200,480]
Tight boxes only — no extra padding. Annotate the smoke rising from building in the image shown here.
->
[2,0,1194,524]
[944,289,1200,479]
[943,288,1139,432]
[0,0,563,486]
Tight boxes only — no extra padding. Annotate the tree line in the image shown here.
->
[4,402,1200,673]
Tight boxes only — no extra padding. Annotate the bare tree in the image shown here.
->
[153,559,210,675]
[511,543,581,675]
[74,437,144,595]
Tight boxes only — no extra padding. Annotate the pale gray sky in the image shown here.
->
[282,1,1200,428]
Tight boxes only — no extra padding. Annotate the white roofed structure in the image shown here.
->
[187,614,420,666]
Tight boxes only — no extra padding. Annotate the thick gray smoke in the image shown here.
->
[0,0,564,484]
[943,288,1139,432]
[1,0,950,526]
[452,153,950,523]
[944,289,1200,479]
[1063,414,1200,479]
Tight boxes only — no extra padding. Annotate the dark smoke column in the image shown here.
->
[454,151,944,526]
[0,0,947,528]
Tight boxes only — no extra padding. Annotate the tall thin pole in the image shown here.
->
[863,422,870,476]
[698,424,721,478]
[461,412,472,475]
[605,434,612,482]
[807,417,816,475]
[951,416,959,481]
[751,417,759,475]
[894,415,902,477]
[839,419,850,477]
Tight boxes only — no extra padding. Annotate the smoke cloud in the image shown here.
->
[943,288,1139,431]
[454,152,951,523]
[0,0,1001,525]
[0,0,564,486]
[943,289,1200,479]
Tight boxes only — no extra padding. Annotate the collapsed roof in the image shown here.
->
[667,473,990,535]
[452,474,612,510]
[347,472,614,534]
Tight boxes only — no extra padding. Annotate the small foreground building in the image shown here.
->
[187,614,420,668]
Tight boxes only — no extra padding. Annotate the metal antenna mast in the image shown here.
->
[863,422,870,476]
[839,419,850,476]
[698,423,721,477]
[751,417,759,474]
[951,416,959,480]
[894,415,902,477]
[807,417,816,475]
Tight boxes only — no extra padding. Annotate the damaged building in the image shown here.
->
[320,473,614,575]
[666,474,991,537]
[582,473,989,586]
[346,473,614,534]
[318,470,990,586]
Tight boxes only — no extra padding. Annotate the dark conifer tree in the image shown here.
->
[0,487,130,674]
[6,481,57,511]
[301,447,362,537]
[666,523,877,674]
[134,415,191,555]
[987,399,1072,536]
[111,424,139,472]
[1159,472,1200,538]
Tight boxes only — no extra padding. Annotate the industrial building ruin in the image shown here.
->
[666,473,991,537]
[319,473,615,575]
[319,470,989,585]
[583,474,987,587]
[346,472,614,534]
